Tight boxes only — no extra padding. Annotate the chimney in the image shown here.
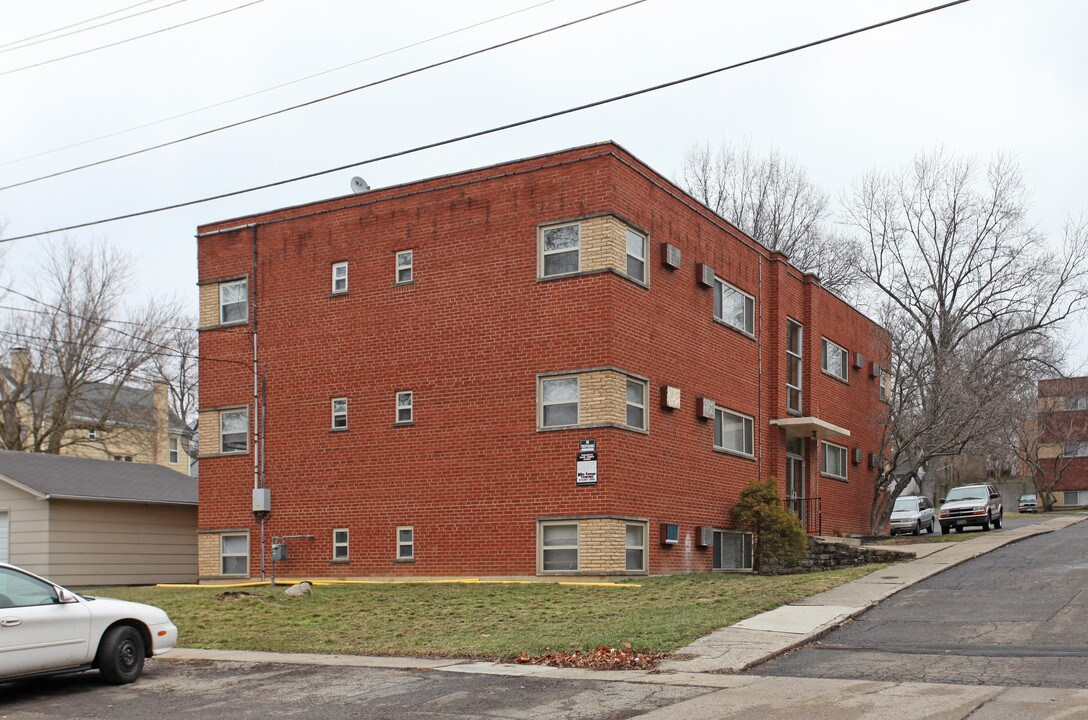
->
[10,348,30,383]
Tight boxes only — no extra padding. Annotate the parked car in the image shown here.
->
[889,495,936,535]
[938,483,1003,534]
[0,563,177,685]
[1018,493,1038,513]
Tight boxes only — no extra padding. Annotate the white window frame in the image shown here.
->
[395,250,413,284]
[539,375,580,428]
[88,428,98,440]
[714,530,754,571]
[396,526,414,560]
[625,378,647,431]
[538,222,581,278]
[168,436,180,464]
[625,523,646,572]
[713,278,755,336]
[332,528,349,561]
[220,407,249,454]
[332,397,348,429]
[332,262,348,294]
[1064,395,1088,411]
[219,279,248,325]
[714,407,754,457]
[879,367,889,403]
[395,391,413,424]
[821,441,849,480]
[786,319,802,415]
[539,521,579,573]
[821,338,849,382]
[1062,441,1088,457]
[625,228,646,283]
[220,533,249,576]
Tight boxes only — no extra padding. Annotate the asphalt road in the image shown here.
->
[755,515,1088,688]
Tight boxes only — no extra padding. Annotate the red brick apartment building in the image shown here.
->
[1036,377,1088,506]
[195,142,890,581]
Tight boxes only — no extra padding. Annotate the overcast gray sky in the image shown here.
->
[2,0,1086,366]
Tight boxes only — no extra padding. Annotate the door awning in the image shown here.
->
[769,416,850,439]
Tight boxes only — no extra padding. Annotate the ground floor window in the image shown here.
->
[221,533,249,576]
[333,528,349,560]
[397,527,414,560]
[1063,490,1088,506]
[625,523,646,571]
[540,522,579,572]
[713,530,753,571]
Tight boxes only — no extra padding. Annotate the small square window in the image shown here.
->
[539,223,580,277]
[396,391,413,424]
[168,436,180,464]
[822,338,849,382]
[625,228,646,282]
[397,526,414,560]
[625,523,646,571]
[396,250,413,284]
[88,428,98,441]
[332,397,348,429]
[220,408,248,453]
[822,441,848,480]
[332,262,348,294]
[221,534,248,576]
[333,528,349,561]
[540,522,578,571]
[626,379,646,430]
[713,278,755,336]
[540,376,579,428]
[219,279,248,324]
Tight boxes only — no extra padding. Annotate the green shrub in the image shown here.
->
[732,478,809,573]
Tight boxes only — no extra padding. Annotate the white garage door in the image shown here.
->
[0,512,8,563]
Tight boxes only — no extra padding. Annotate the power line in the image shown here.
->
[0,0,189,55]
[0,302,196,333]
[1,0,973,244]
[0,0,556,167]
[1,0,640,190]
[0,0,266,78]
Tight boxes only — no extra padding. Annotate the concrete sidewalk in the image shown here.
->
[165,514,1084,681]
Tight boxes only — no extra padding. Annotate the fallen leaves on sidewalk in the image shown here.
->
[514,642,665,670]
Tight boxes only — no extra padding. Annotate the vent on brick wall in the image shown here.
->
[660,523,679,545]
[696,262,715,287]
[662,243,682,269]
[697,397,715,420]
[695,526,713,547]
[869,453,880,469]
[661,385,681,410]
[870,361,881,378]
[853,448,863,465]
[852,352,864,369]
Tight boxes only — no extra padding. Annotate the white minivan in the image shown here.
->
[889,495,936,535]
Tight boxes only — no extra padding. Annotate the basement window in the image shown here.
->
[333,528,349,561]
[221,534,249,576]
[625,523,646,571]
[540,522,578,572]
[397,527,414,560]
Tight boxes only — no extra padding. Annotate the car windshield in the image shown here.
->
[946,487,987,502]
[892,498,916,512]
[1020,494,1036,502]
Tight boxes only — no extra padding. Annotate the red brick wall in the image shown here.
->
[197,142,889,578]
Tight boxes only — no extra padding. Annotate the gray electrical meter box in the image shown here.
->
[272,543,288,561]
[252,488,271,512]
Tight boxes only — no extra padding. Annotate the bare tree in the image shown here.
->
[844,151,1088,533]
[1008,384,1088,511]
[150,318,199,457]
[679,140,858,295]
[0,239,181,456]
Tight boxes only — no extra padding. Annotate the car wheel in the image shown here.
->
[927,519,935,534]
[954,526,963,533]
[97,625,145,685]
[912,521,921,536]
[981,512,991,531]
[941,525,950,535]
[993,512,1002,529]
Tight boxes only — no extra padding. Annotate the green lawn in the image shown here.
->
[88,567,887,660]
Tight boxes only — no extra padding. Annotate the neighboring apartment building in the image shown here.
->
[196,142,890,581]
[1,349,191,474]
[1036,376,1088,507]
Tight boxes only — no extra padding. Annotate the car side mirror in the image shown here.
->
[990,493,1000,499]
[55,587,79,604]
[938,498,944,504]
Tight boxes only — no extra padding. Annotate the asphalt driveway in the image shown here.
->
[755,515,1088,688]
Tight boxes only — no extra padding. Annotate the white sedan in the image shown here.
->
[0,563,177,684]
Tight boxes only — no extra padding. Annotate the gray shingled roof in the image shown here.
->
[0,450,196,505]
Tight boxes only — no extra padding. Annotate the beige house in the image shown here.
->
[3,348,191,473]
[0,450,197,586]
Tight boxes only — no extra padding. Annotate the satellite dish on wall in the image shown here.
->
[350,176,371,194]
